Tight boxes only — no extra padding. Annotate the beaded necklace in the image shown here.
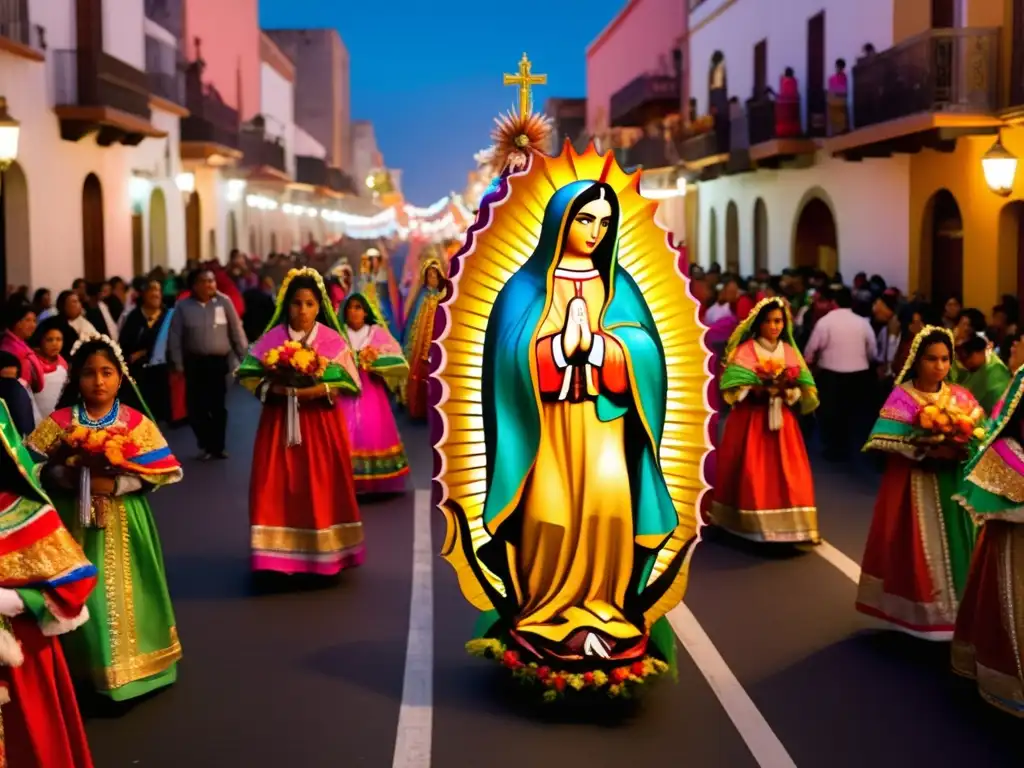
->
[76,399,120,429]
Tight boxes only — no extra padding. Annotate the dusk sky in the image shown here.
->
[259,0,626,206]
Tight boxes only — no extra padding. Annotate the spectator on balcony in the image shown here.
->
[775,68,801,138]
[828,59,849,136]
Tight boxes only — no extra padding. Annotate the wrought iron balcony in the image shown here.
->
[747,97,777,145]
[610,74,679,127]
[52,49,151,118]
[145,35,185,107]
[680,112,730,165]
[851,27,999,129]
[296,155,327,186]
[180,81,239,149]
[144,0,183,41]
[0,0,44,54]
[240,125,286,173]
[327,168,356,194]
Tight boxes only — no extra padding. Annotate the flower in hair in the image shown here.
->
[69,332,130,376]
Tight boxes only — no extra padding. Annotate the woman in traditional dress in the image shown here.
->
[340,294,409,495]
[118,279,173,424]
[711,297,820,543]
[952,332,1024,715]
[0,400,96,767]
[402,258,446,420]
[774,67,801,137]
[237,268,365,576]
[31,317,69,420]
[27,334,183,701]
[856,326,983,639]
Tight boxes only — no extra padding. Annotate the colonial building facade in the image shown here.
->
[684,0,1020,308]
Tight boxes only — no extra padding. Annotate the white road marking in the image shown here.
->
[392,490,433,768]
[811,540,861,584]
[668,604,798,768]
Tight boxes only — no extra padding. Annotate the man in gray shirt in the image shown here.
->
[169,269,248,460]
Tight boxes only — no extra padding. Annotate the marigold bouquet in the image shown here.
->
[58,426,141,528]
[63,425,139,469]
[915,403,985,446]
[465,638,670,702]
[261,340,329,386]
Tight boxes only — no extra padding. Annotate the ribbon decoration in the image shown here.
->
[769,394,783,432]
[286,392,302,447]
[78,466,92,527]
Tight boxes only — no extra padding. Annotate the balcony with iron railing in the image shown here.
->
[327,168,356,195]
[145,35,185,107]
[240,125,286,174]
[144,0,183,41]
[0,0,45,57]
[610,73,679,127]
[851,27,999,130]
[180,79,239,149]
[52,49,151,118]
[296,155,327,186]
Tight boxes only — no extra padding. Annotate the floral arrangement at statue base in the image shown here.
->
[466,638,670,702]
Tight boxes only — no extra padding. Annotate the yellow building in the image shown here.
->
[682,0,1024,310]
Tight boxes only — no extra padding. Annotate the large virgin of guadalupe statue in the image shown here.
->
[434,126,711,698]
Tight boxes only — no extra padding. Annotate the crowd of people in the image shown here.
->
[0,238,1023,765]
[0,237,454,766]
[697,261,1024,718]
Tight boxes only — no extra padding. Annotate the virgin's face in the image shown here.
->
[565,197,613,257]
[425,267,440,289]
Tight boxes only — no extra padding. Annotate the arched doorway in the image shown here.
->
[753,198,768,272]
[270,231,278,254]
[708,208,718,267]
[149,188,168,269]
[227,211,238,253]
[249,226,257,257]
[923,189,963,303]
[82,173,105,282]
[185,191,201,262]
[0,162,30,292]
[207,229,217,262]
[997,201,1024,299]
[725,201,739,274]
[793,196,838,273]
[131,210,144,276]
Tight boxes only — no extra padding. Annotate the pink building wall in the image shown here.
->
[586,0,687,132]
[183,0,262,120]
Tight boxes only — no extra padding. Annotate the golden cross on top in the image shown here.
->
[503,53,547,119]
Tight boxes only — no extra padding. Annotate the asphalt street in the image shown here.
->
[80,390,1022,767]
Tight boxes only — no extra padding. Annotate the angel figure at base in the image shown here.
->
[436,113,710,700]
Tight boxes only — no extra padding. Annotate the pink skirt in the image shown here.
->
[340,369,409,494]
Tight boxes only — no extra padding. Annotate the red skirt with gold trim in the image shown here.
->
[249,401,364,575]
[710,399,818,543]
[952,522,1024,716]
[1,617,93,768]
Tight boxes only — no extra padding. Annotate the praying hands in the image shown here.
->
[561,297,593,358]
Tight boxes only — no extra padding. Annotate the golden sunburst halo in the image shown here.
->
[433,140,713,625]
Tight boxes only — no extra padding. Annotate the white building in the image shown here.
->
[685,0,906,283]
[0,0,187,291]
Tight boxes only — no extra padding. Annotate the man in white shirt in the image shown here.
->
[804,287,877,461]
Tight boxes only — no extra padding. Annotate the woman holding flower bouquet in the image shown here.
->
[237,269,365,576]
[710,297,821,543]
[951,331,1024,715]
[26,334,183,701]
[856,326,983,639]
[340,294,410,494]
